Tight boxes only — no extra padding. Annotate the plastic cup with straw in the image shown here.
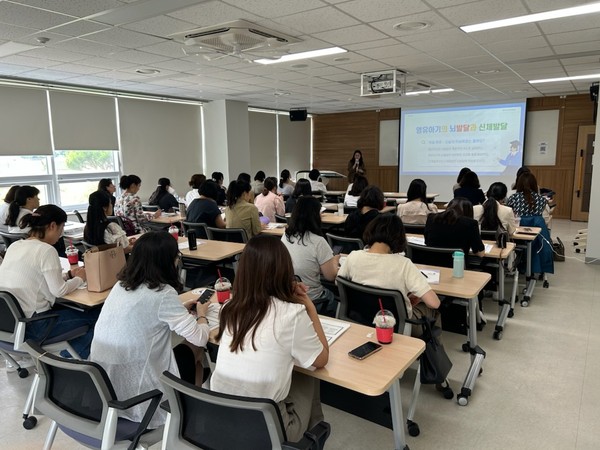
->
[373,298,396,344]
[215,269,231,304]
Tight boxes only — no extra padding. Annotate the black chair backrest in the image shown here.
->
[106,215,125,230]
[73,210,85,223]
[0,291,25,340]
[274,214,288,224]
[206,227,248,243]
[142,205,159,212]
[406,243,459,268]
[480,229,496,240]
[336,276,408,334]
[182,221,208,240]
[343,206,357,215]
[0,231,27,248]
[160,371,286,450]
[325,233,363,255]
[403,224,426,235]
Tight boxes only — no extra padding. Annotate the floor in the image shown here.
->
[1,219,597,450]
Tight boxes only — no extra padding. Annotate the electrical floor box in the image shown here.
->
[360,70,405,96]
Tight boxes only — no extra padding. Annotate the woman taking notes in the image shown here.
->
[148,177,178,212]
[115,174,158,234]
[211,235,328,442]
[90,232,210,428]
[0,205,98,358]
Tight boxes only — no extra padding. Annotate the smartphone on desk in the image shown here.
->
[197,288,215,304]
[348,341,382,360]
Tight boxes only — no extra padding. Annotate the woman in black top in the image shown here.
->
[186,180,226,228]
[98,178,116,207]
[425,197,485,257]
[344,185,385,239]
[211,172,227,206]
[148,178,178,211]
[285,178,311,214]
[453,171,485,206]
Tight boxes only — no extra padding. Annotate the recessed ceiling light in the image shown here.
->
[461,2,600,33]
[256,46,347,65]
[393,21,430,31]
[529,73,600,83]
[333,57,350,62]
[291,64,309,69]
[135,68,160,75]
[475,69,501,74]
[405,88,454,96]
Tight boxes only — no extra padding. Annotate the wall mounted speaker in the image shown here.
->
[289,108,307,121]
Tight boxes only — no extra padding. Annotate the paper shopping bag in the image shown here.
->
[83,243,126,292]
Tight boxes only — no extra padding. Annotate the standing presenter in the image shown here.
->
[347,150,367,184]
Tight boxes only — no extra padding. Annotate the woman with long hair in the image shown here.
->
[453,167,471,192]
[278,169,295,197]
[453,171,485,205]
[148,177,178,212]
[90,231,210,428]
[0,185,20,231]
[425,197,485,257]
[507,172,547,217]
[225,180,263,238]
[84,191,134,252]
[347,150,366,183]
[344,185,385,239]
[282,196,340,314]
[474,182,517,234]
[5,185,40,234]
[211,235,328,442]
[0,204,98,358]
[184,174,206,207]
[115,174,158,234]
[254,177,284,223]
[211,171,227,206]
[97,178,116,206]
[285,178,311,213]
[186,180,226,228]
[344,174,369,208]
[397,178,438,224]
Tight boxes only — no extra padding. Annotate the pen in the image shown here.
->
[420,271,428,278]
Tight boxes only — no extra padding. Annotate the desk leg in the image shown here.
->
[522,241,536,307]
[457,296,486,406]
[494,263,508,340]
[389,380,409,450]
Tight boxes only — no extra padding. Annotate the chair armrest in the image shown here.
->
[108,389,162,411]
[282,421,331,450]
[20,314,59,345]
[159,400,170,413]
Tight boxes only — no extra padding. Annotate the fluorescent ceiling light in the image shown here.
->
[0,41,41,57]
[529,73,600,84]
[405,88,454,96]
[461,2,600,32]
[256,47,347,65]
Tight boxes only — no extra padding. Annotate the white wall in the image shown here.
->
[585,98,600,263]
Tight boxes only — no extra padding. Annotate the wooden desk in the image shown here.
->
[320,213,347,225]
[261,225,286,236]
[512,226,542,307]
[178,237,245,262]
[384,192,439,201]
[417,264,490,406]
[150,213,185,224]
[59,288,110,308]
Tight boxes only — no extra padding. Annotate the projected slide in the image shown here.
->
[400,103,526,176]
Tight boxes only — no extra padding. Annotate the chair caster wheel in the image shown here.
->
[493,330,503,340]
[461,343,469,352]
[521,297,530,307]
[507,308,514,318]
[476,321,485,331]
[17,368,29,378]
[403,445,410,450]
[436,381,454,399]
[23,416,37,430]
[457,395,468,406]
[479,368,483,376]
[543,280,549,288]
[407,419,420,437]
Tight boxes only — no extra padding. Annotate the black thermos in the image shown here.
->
[188,229,197,250]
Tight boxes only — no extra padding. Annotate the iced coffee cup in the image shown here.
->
[373,310,396,344]
[66,245,79,265]
[215,277,232,304]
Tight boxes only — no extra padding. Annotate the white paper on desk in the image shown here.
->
[406,236,425,246]
[319,317,350,345]
[484,244,493,254]
[267,223,285,229]
[178,242,189,250]
[421,269,440,285]
[77,282,88,290]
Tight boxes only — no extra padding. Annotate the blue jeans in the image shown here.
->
[26,305,101,359]
[314,288,337,316]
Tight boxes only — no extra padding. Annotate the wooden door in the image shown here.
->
[571,125,595,221]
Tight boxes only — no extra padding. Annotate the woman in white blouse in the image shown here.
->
[397,179,438,225]
[84,191,135,252]
[5,185,40,234]
[90,231,210,428]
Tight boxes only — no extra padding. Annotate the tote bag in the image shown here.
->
[83,244,126,292]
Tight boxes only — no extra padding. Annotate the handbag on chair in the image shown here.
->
[419,319,453,385]
[83,244,126,292]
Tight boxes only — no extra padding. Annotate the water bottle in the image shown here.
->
[188,229,197,250]
[452,251,464,278]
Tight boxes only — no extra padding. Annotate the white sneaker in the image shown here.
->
[4,356,35,373]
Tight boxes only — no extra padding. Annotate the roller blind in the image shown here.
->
[118,98,202,201]
[0,85,52,155]
[278,115,311,179]
[249,111,277,177]
[50,91,118,150]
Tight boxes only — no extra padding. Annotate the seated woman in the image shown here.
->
[211,172,227,206]
[344,185,385,239]
[225,180,263,239]
[425,197,485,257]
[90,231,210,429]
[97,178,116,207]
[254,177,285,223]
[474,182,517,235]
[5,185,40,234]
[186,180,226,228]
[507,172,548,218]
[453,167,471,192]
[0,205,98,358]
[211,235,328,442]
[278,169,295,197]
[344,174,368,208]
[397,179,438,225]
[115,174,158,234]
[282,197,340,315]
[285,178,311,213]
[454,170,485,205]
[184,174,206,207]
[148,177,178,212]
[84,191,134,253]
[0,185,20,233]
[251,170,266,196]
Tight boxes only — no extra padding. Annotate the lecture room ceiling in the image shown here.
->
[0,0,599,114]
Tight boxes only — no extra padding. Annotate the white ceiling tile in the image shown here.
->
[11,0,124,17]
[344,38,398,51]
[84,28,165,48]
[225,0,327,18]
[484,36,549,53]
[111,49,172,64]
[0,23,37,41]
[47,20,111,38]
[123,16,198,36]
[371,11,454,39]
[49,62,110,75]
[151,58,203,72]
[553,41,600,55]
[168,1,263,27]
[20,67,80,80]
[0,61,41,74]
[538,14,600,34]
[77,56,137,70]
[336,0,430,22]
[0,2,74,29]
[523,0,593,13]
[21,45,90,62]
[137,41,189,58]
[313,24,388,45]
[355,43,421,60]
[10,30,72,47]
[53,37,122,57]
[466,23,541,45]
[275,7,360,34]
[439,0,529,27]
[1,54,62,68]
[546,29,600,46]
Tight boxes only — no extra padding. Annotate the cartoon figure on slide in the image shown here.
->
[497,140,522,177]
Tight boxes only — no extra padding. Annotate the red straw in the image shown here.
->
[217,268,223,282]
[378,298,386,324]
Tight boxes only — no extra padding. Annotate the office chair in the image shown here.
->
[403,223,426,235]
[181,221,208,240]
[0,291,88,430]
[405,243,459,268]
[0,231,28,249]
[336,276,433,436]
[142,204,159,212]
[106,215,125,230]
[160,371,331,450]
[205,227,248,243]
[73,210,85,223]
[325,233,363,255]
[24,340,163,450]
[275,214,289,224]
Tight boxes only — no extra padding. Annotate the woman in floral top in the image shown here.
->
[507,172,548,217]
[115,174,158,234]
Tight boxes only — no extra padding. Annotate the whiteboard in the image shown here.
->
[524,110,559,166]
[379,119,399,166]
